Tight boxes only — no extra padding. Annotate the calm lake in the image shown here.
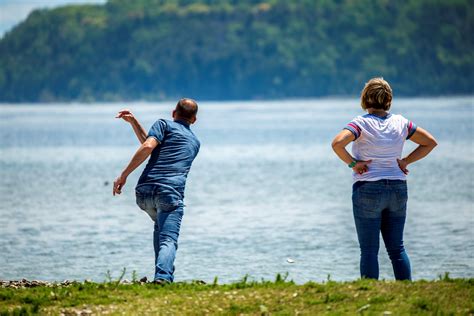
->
[0,97,472,283]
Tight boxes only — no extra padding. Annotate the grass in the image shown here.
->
[0,274,472,315]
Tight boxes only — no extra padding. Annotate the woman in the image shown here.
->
[331,78,437,280]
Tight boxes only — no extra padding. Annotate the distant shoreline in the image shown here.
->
[0,94,472,106]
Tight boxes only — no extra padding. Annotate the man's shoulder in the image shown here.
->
[187,129,200,148]
[167,120,200,143]
[155,119,183,133]
[151,118,171,129]
[157,118,172,125]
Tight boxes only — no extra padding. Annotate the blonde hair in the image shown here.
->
[360,78,393,111]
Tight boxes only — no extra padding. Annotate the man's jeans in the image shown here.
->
[352,180,411,280]
[135,184,184,282]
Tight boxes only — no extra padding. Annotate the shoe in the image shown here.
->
[152,279,169,286]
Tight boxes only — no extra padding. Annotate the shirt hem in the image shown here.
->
[352,176,407,183]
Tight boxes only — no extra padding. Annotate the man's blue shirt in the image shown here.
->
[137,119,200,199]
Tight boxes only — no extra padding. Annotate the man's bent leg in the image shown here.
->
[153,227,160,271]
[154,207,183,282]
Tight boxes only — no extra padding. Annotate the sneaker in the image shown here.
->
[152,279,169,286]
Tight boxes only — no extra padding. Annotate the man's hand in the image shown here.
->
[116,109,136,123]
[113,174,127,196]
[112,138,158,196]
[116,109,148,144]
[353,160,372,175]
[397,158,409,175]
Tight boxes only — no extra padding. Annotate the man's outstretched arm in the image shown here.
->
[113,137,159,195]
[116,109,147,144]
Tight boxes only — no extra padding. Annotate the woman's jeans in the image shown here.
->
[135,184,184,283]
[352,180,411,280]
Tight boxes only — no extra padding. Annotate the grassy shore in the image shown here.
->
[0,274,472,315]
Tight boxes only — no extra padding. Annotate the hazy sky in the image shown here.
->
[0,0,106,37]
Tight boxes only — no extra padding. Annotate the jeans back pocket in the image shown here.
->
[390,184,408,216]
[156,184,183,212]
[352,182,384,218]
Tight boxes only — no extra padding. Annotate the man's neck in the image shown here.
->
[174,118,191,126]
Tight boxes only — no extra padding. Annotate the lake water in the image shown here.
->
[0,97,472,284]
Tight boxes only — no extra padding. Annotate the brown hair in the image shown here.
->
[360,78,393,111]
[175,98,198,121]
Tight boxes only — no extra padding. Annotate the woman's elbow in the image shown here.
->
[427,137,438,148]
[331,139,344,151]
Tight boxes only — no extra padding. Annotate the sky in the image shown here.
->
[0,0,106,37]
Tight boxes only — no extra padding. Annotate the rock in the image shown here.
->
[357,304,371,313]
[193,280,206,285]
[62,279,72,285]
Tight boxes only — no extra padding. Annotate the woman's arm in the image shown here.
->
[397,127,438,174]
[332,129,372,174]
[116,109,147,144]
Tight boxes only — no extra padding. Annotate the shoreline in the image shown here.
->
[1,276,472,315]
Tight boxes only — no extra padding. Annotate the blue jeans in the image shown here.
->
[352,180,411,280]
[135,184,184,282]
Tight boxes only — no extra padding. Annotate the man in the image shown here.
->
[113,98,200,283]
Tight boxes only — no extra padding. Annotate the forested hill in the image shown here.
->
[0,0,472,102]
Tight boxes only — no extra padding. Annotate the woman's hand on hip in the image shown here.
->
[397,158,409,175]
[353,160,372,175]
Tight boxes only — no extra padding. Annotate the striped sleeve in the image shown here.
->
[344,120,362,140]
[406,120,417,139]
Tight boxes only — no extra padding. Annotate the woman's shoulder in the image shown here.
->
[389,113,406,120]
[350,114,368,123]
[350,113,408,126]
[350,114,383,125]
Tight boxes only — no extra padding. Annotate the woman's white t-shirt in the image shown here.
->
[344,113,417,183]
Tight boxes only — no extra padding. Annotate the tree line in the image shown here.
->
[0,0,472,102]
